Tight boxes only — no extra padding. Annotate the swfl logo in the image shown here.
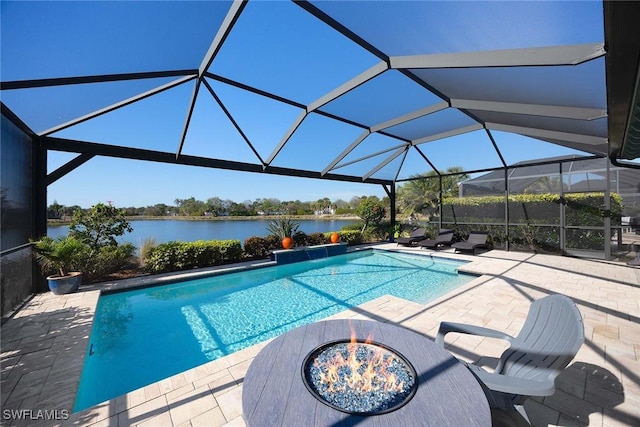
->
[2,409,70,421]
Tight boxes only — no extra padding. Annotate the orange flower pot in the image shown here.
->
[330,232,340,243]
[282,236,294,249]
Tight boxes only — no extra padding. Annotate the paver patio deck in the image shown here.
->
[2,245,639,426]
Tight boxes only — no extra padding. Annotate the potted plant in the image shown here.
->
[267,217,301,249]
[33,236,85,295]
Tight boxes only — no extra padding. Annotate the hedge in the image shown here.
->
[439,192,623,253]
[243,235,282,258]
[293,231,328,247]
[325,230,364,246]
[144,239,243,273]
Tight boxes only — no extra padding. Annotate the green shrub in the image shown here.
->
[391,222,404,238]
[339,221,386,242]
[340,222,365,232]
[243,236,270,258]
[144,240,242,274]
[336,230,364,246]
[356,220,395,241]
[308,232,328,246]
[243,235,280,258]
[144,241,181,273]
[77,243,136,281]
[33,235,136,283]
[292,230,308,247]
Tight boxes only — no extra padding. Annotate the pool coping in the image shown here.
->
[2,243,638,426]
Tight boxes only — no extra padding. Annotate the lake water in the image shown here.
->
[47,218,359,248]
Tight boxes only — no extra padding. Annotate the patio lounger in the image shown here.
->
[395,227,426,246]
[435,294,584,423]
[451,231,488,253]
[417,229,454,250]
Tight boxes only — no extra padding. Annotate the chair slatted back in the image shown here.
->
[410,228,427,238]
[467,231,488,245]
[436,230,454,243]
[497,295,584,384]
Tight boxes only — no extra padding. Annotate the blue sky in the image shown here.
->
[46,155,389,207]
[1,1,612,208]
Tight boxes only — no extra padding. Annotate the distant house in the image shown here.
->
[46,210,61,220]
[257,210,285,216]
[314,207,335,215]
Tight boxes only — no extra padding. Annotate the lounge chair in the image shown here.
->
[435,294,584,423]
[451,231,488,253]
[417,229,454,250]
[395,227,426,246]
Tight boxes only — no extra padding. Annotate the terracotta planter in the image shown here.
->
[282,237,294,249]
[47,272,82,295]
[330,232,340,243]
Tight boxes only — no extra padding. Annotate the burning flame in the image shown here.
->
[312,329,405,394]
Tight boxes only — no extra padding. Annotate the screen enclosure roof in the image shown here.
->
[2,1,639,187]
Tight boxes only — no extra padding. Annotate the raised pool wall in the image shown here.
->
[271,242,348,265]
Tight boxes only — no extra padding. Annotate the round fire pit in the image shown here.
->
[301,339,417,415]
[242,320,492,426]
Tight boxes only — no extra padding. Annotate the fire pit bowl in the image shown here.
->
[301,339,418,415]
[242,320,491,426]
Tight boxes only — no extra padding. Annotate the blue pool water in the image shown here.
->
[74,250,474,411]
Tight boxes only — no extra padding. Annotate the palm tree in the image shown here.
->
[397,167,468,219]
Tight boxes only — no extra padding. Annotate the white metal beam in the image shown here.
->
[390,43,605,69]
[370,101,449,132]
[40,75,197,136]
[363,147,407,181]
[199,0,247,77]
[176,80,201,158]
[265,110,308,165]
[411,123,483,146]
[331,142,408,171]
[321,130,370,175]
[526,136,608,156]
[486,122,607,145]
[393,149,410,182]
[201,79,266,165]
[451,99,607,120]
[307,61,388,112]
[265,62,387,167]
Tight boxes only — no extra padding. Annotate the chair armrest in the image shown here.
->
[435,321,514,347]
[471,368,555,396]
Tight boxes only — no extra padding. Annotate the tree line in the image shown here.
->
[47,167,469,221]
[47,195,385,219]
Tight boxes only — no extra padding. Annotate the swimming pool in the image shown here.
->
[74,249,474,411]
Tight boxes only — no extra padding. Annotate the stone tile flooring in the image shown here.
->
[1,245,639,426]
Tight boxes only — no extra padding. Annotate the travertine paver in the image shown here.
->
[1,245,639,426]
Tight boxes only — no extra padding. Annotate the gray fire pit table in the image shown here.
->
[242,319,491,426]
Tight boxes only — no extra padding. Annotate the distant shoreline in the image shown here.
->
[47,214,361,225]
